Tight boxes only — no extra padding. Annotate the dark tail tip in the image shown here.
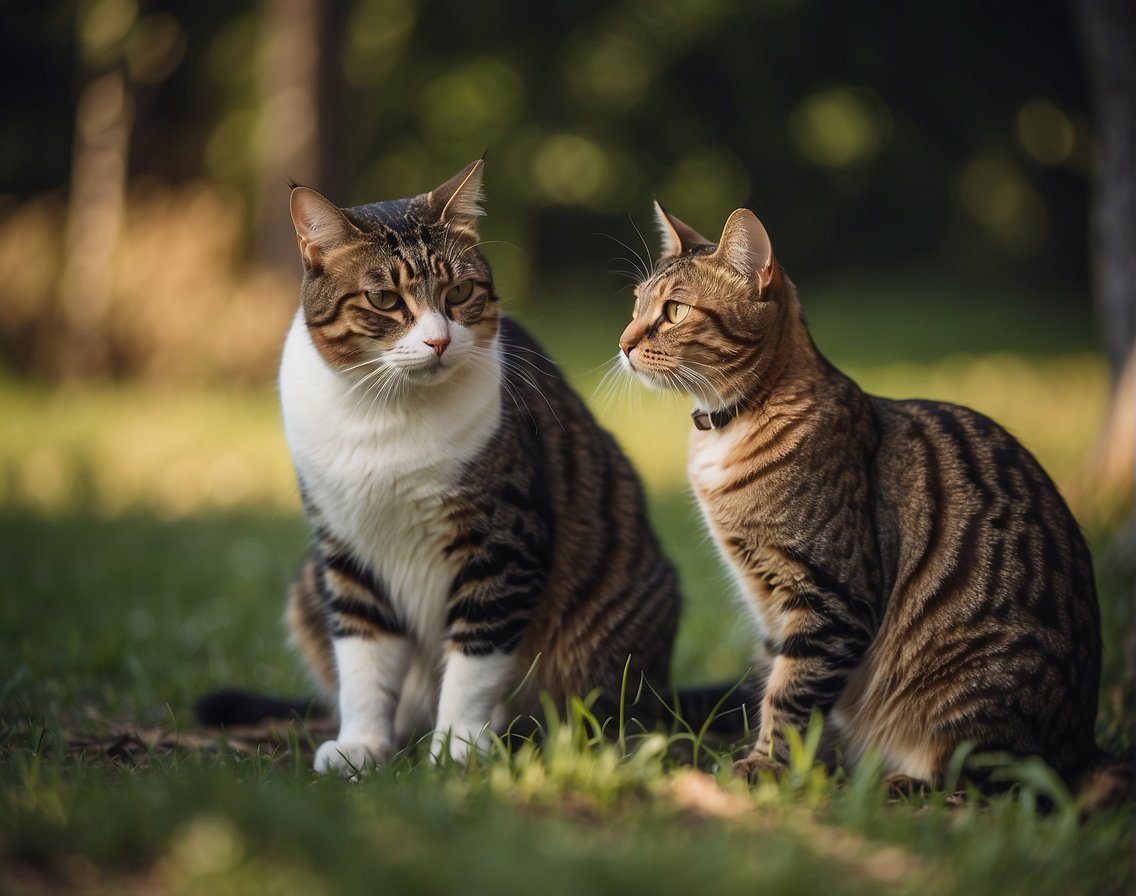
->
[194,689,325,728]
[675,680,755,740]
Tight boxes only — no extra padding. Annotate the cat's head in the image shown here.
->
[289,160,497,387]
[619,203,791,412]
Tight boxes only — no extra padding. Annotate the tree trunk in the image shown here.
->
[54,67,134,378]
[1075,0,1135,382]
[254,0,347,267]
[1073,0,1135,735]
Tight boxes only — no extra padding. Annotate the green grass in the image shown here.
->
[2,506,1132,894]
[1,275,1133,894]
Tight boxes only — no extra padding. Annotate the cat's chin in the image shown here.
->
[625,364,678,395]
[402,359,468,387]
[618,352,671,393]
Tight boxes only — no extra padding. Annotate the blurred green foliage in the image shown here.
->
[1,0,1094,311]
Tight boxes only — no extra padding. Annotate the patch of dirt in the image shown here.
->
[66,718,336,767]
[660,770,945,892]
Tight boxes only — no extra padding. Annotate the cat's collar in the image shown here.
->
[691,406,737,431]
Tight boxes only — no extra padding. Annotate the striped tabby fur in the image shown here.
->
[619,202,1128,807]
[281,161,679,774]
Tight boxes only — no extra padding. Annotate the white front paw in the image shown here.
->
[313,739,388,778]
[430,726,489,764]
[430,730,465,764]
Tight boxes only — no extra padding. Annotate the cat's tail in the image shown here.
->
[1072,751,1135,814]
[672,680,755,743]
[193,682,755,740]
[194,688,325,727]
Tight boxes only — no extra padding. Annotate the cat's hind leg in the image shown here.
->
[286,554,336,704]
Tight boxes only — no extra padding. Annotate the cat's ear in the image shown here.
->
[713,209,774,287]
[654,201,713,258]
[427,159,485,236]
[290,187,356,271]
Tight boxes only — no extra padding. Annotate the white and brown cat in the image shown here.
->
[200,162,725,774]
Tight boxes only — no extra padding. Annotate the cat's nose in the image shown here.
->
[425,337,450,357]
[618,321,642,358]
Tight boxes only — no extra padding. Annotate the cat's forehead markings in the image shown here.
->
[431,253,453,280]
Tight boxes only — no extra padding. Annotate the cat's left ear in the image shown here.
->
[427,159,485,236]
[713,209,774,288]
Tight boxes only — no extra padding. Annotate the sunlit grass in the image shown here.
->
[0,378,297,518]
[0,351,1113,524]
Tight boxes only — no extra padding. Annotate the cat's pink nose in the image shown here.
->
[425,337,450,357]
[619,339,633,358]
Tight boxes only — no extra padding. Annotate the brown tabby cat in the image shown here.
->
[275,161,682,774]
[619,201,1129,806]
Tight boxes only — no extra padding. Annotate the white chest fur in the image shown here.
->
[687,422,770,641]
[279,311,503,643]
[687,420,748,495]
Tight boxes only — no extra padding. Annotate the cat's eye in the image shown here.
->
[664,300,690,324]
[365,289,401,311]
[445,281,475,305]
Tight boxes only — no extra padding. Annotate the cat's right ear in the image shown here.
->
[653,202,713,258]
[713,209,774,288]
[427,159,485,238]
[290,187,355,271]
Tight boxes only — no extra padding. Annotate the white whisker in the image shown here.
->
[597,230,653,284]
[495,344,566,432]
[628,215,657,280]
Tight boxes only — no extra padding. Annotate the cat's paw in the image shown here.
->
[733,752,786,784]
[883,773,932,799]
[313,739,388,779]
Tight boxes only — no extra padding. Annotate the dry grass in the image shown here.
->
[0,184,294,384]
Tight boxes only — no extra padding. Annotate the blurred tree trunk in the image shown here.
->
[55,65,134,378]
[1074,0,1134,515]
[1075,0,1134,503]
[1075,0,1134,381]
[1073,0,1134,712]
[254,0,348,268]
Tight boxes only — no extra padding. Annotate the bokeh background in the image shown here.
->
[0,0,1132,723]
[2,0,1127,383]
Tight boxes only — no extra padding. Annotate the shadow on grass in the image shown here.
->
[0,510,310,733]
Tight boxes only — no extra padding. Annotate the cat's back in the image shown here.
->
[871,394,1097,612]
[872,395,1089,548]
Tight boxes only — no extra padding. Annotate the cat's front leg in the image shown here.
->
[315,633,412,777]
[736,584,872,782]
[430,649,516,762]
[735,652,810,780]
[430,529,544,762]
